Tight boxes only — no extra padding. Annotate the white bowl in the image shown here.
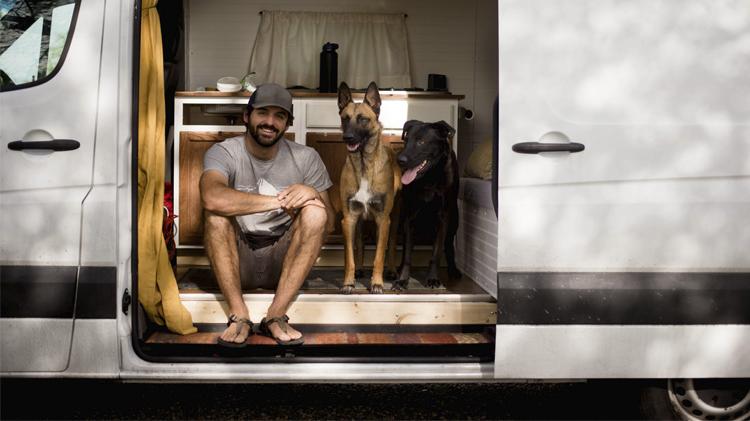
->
[217,77,242,92]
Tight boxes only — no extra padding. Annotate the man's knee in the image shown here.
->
[298,205,327,234]
[204,210,234,238]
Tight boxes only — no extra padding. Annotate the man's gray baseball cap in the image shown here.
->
[247,83,293,122]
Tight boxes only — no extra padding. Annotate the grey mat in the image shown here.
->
[178,267,447,291]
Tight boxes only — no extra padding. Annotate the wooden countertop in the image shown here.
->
[176,90,465,100]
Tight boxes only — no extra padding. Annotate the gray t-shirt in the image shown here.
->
[203,136,332,236]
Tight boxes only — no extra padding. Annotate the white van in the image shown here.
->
[1,0,748,419]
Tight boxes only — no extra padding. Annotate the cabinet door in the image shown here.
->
[306,132,403,244]
[178,132,244,246]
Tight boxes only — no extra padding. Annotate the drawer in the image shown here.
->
[304,99,457,130]
[380,100,456,130]
[305,101,340,128]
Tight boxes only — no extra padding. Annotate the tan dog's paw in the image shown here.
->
[369,283,384,294]
[340,284,355,294]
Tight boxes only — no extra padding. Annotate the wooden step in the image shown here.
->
[177,268,497,325]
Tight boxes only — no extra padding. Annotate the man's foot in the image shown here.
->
[260,315,303,345]
[217,314,253,348]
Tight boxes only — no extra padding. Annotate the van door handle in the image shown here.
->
[512,142,585,154]
[7,139,80,151]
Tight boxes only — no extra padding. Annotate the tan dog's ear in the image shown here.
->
[338,82,352,111]
[364,81,381,116]
[434,120,456,141]
[402,120,422,141]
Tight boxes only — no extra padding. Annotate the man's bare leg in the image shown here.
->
[265,205,327,341]
[204,211,251,345]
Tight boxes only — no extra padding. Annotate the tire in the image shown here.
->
[640,379,750,421]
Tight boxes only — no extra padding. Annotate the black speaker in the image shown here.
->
[428,74,447,91]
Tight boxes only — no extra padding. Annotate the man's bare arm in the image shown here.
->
[200,170,281,217]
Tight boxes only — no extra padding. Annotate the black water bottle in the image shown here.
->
[319,42,339,93]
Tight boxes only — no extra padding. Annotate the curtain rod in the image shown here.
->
[258,11,408,17]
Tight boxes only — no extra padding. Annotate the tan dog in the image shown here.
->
[337,81,401,294]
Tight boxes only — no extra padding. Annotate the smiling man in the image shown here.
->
[199,83,335,347]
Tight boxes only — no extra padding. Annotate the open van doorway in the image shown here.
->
[132,0,499,363]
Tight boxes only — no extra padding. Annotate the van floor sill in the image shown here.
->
[140,324,495,361]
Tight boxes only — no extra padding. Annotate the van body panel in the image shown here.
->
[119,337,495,381]
[495,0,750,377]
[0,319,75,372]
[2,320,120,378]
[0,0,107,373]
[495,325,750,379]
[497,0,750,272]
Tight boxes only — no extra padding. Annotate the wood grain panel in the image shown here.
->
[306,132,404,244]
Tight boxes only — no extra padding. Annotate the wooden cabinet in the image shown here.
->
[174,91,463,248]
[306,132,403,243]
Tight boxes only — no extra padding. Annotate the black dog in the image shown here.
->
[394,120,461,289]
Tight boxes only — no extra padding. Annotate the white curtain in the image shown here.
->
[249,11,412,90]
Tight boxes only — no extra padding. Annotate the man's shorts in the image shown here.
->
[237,226,294,290]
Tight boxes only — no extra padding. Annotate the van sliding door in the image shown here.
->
[0,0,104,373]
[495,0,750,378]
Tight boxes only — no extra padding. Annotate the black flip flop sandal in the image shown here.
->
[216,314,254,348]
[259,315,304,346]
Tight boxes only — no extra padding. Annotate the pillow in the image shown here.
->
[464,140,493,180]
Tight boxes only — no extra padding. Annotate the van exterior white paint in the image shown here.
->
[496,0,750,377]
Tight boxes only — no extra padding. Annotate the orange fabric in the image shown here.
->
[137,0,196,335]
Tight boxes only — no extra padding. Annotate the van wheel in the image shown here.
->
[641,379,750,420]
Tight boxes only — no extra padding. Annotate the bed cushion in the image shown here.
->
[463,140,493,180]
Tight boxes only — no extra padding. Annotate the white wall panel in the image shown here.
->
[185,0,498,157]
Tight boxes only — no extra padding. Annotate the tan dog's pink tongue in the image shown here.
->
[401,167,418,185]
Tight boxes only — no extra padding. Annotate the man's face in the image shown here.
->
[245,106,290,147]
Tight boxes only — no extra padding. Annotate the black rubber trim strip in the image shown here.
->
[496,272,750,325]
[0,266,76,318]
[0,265,116,318]
[76,266,117,319]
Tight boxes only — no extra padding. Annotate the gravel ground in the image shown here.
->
[1,379,648,420]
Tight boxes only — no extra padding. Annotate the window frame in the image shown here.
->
[0,0,81,92]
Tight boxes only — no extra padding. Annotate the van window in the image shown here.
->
[0,0,77,91]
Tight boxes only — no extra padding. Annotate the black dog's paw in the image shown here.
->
[426,278,442,289]
[390,280,407,291]
[384,269,398,281]
[341,284,355,294]
[447,267,462,279]
[369,284,384,294]
[355,269,365,279]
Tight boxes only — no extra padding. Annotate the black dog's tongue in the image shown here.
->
[401,167,418,185]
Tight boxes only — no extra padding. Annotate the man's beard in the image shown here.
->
[249,124,285,148]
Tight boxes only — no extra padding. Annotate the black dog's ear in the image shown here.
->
[434,120,456,141]
[338,82,352,111]
[402,120,422,141]
[364,81,381,116]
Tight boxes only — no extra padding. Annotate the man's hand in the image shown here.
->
[278,184,320,211]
